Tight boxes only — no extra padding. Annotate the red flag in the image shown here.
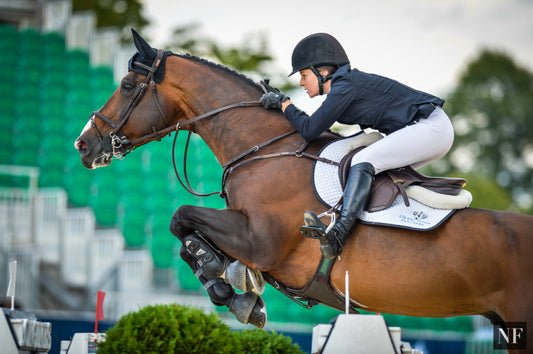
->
[95,290,106,333]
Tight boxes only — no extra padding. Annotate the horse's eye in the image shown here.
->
[121,82,134,91]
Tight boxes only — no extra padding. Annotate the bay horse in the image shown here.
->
[75,30,533,353]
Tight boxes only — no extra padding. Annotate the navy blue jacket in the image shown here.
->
[284,65,444,141]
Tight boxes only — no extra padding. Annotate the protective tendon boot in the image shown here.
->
[179,243,234,307]
[179,244,267,328]
[319,162,375,259]
[182,232,228,279]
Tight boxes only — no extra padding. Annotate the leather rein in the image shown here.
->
[90,50,339,199]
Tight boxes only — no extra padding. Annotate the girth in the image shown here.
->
[262,257,359,314]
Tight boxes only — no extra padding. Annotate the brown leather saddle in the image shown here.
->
[339,148,467,212]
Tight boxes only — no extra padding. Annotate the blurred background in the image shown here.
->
[0,0,531,353]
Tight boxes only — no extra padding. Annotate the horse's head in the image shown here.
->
[74,29,173,169]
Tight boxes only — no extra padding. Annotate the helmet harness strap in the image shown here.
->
[309,66,333,95]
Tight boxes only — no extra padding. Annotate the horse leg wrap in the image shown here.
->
[225,261,265,295]
[179,245,233,307]
[182,232,228,279]
[229,292,267,329]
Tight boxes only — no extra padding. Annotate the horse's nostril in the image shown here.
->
[75,138,88,153]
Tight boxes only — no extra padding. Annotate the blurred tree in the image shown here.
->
[460,173,513,210]
[433,49,533,212]
[163,23,297,92]
[72,0,149,43]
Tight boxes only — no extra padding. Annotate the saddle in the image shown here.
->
[338,148,467,212]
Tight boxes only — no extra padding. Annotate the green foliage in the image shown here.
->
[442,49,533,210]
[97,304,305,354]
[72,0,149,43]
[459,173,513,210]
[236,329,305,354]
[97,304,240,353]
[164,24,297,92]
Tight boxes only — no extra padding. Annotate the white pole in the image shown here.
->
[7,260,17,310]
[345,270,349,314]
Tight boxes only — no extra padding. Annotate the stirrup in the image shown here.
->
[300,211,336,239]
[225,261,265,295]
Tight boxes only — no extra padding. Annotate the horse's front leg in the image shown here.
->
[170,204,268,328]
[170,204,278,268]
[170,204,267,291]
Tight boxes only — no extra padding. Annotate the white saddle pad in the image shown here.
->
[312,133,455,231]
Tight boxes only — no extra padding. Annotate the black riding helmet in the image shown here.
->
[289,33,350,95]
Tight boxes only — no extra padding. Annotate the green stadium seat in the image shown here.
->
[43,32,66,54]
[0,25,17,47]
[12,149,39,166]
[150,232,176,268]
[175,259,202,291]
[0,81,16,97]
[120,215,147,248]
[17,29,42,54]
[38,167,64,187]
[66,50,90,70]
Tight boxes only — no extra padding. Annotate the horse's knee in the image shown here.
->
[169,205,195,239]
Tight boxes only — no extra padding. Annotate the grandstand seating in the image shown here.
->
[0,24,484,338]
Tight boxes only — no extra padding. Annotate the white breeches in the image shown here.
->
[351,106,454,174]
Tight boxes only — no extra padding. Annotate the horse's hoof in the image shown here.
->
[229,292,267,328]
[247,295,267,328]
[225,261,265,295]
[183,233,228,278]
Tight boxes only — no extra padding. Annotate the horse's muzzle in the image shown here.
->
[75,137,112,169]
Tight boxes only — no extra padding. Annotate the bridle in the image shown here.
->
[89,50,339,199]
[90,49,169,160]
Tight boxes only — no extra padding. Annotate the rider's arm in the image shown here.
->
[281,78,356,141]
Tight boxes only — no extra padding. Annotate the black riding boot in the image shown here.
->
[303,162,375,259]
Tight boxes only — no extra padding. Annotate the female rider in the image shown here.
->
[261,33,454,259]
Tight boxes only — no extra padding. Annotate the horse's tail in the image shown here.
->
[484,311,505,328]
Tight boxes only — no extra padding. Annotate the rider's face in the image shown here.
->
[299,68,320,98]
[299,68,331,97]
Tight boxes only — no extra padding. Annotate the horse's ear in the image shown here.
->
[131,28,156,59]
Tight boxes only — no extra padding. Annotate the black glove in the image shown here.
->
[260,92,289,110]
[260,78,280,93]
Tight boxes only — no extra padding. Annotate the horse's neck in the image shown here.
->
[169,58,294,165]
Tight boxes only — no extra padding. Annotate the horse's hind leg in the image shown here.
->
[501,289,533,353]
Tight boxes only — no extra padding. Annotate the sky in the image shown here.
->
[140,0,533,111]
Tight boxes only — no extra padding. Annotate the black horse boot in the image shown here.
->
[180,236,267,328]
[302,162,375,259]
[182,232,229,279]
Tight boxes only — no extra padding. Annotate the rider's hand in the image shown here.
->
[260,92,289,110]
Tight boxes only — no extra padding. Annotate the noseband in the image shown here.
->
[90,49,169,159]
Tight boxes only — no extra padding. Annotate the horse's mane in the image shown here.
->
[172,53,265,95]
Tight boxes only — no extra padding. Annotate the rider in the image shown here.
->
[261,33,454,259]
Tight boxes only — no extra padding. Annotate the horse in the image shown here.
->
[74,30,533,353]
